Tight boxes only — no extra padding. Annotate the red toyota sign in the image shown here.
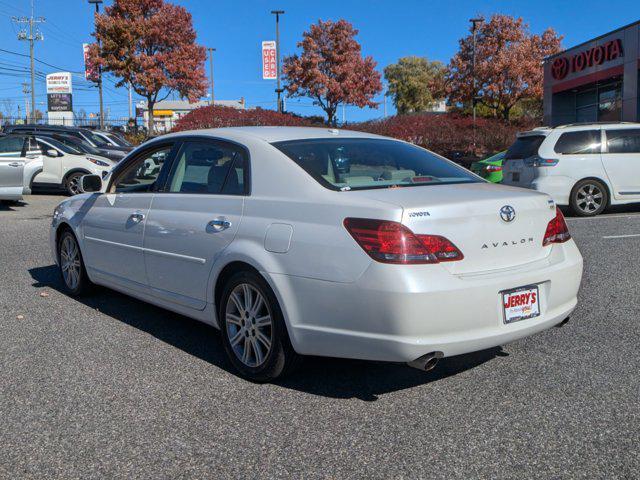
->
[551,39,623,80]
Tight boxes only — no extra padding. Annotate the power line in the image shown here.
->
[13,0,45,123]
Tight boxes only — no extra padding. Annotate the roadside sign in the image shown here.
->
[46,72,72,94]
[262,41,277,80]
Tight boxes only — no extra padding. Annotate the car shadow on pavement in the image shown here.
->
[29,264,507,401]
[0,200,26,211]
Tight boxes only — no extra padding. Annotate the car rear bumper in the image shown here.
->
[267,240,583,363]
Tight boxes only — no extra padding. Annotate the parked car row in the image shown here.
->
[0,127,135,200]
[3,124,133,160]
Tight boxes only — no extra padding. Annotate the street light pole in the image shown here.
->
[89,0,104,129]
[470,17,483,153]
[208,47,216,105]
[271,10,285,113]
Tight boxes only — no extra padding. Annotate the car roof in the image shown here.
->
[160,126,389,143]
[517,122,640,138]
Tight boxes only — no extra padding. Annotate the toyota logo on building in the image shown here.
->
[551,57,570,80]
[500,205,516,223]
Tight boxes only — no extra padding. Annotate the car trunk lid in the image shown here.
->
[349,182,556,275]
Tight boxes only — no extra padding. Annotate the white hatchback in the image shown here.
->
[502,122,640,216]
[50,127,583,381]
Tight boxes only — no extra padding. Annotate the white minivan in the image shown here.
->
[502,122,640,216]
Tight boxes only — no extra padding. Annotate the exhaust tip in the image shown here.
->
[555,317,570,328]
[407,351,444,372]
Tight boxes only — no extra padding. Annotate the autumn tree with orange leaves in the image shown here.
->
[88,0,207,132]
[447,14,562,121]
[283,20,382,126]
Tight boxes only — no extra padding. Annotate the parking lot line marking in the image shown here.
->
[602,234,640,239]
[567,214,640,222]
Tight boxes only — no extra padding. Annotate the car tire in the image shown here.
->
[65,172,85,196]
[570,179,608,217]
[57,229,92,296]
[219,270,300,382]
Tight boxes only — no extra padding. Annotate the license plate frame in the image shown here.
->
[501,285,540,324]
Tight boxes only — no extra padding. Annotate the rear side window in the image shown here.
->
[554,130,601,155]
[505,135,545,159]
[606,129,640,153]
[167,141,247,195]
[0,136,26,155]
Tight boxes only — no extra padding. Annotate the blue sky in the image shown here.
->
[0,0,637,123]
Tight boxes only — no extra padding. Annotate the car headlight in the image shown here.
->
[87,157,111,167]
[52,205,63,222]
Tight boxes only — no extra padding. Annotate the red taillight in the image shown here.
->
[543,208,571,246]
[485,165,502,172]
[343,218,464,264]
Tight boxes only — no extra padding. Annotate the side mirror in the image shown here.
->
[80,174,102,193]
[46,149,60,158]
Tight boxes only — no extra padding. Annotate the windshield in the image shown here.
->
[106,133,132,147]
[55,136,101,155]
[37,137,82,155]
[273,138,480,191]
[505,135,545,159]
[83,130,110,147]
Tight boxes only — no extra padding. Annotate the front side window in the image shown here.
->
[0,136,26,156]
[111,146,172,193]
[554,130,601,155]
[273,138,478,190]
[606,129,640,154]
[167,141,247,195]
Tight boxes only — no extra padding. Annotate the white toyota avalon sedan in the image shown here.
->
[50,127,583,381]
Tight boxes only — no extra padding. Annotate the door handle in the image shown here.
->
[129,212,145,224]
[8,162,21,167]
[207,218,231,231]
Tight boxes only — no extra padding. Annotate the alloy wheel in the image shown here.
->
[575,183,603,214]
[225,283,273,368]
[60,235,81,290]
[68,174,83,195]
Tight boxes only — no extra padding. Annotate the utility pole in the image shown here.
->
[128,83,133,119]
[88,0,104,129]
[13,1,44,124]
[383,83,388,118]
[207,47,216,105]
[271,10,285,113]
[470,17,483,153]
[21,82,30,123]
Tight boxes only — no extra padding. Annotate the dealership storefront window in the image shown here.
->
[574,78,623,123]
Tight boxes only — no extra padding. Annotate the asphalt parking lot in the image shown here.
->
[1,195,639,479]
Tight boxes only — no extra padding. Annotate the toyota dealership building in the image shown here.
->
[543,20,639,126]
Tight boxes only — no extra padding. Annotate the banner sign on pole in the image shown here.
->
[83,43,99,83]
[262,41,277,80]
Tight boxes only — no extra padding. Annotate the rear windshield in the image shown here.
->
[505,135,545,159]
[272,138,479,191]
